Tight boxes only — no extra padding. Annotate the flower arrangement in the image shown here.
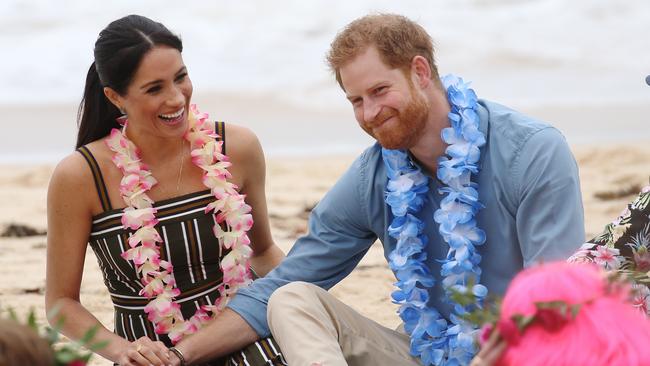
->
[383,74,487,365]
[450,266,637,347]
[105,104,253,343]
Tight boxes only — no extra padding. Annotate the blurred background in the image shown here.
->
[0,5,648,363]
[0,0,648,162]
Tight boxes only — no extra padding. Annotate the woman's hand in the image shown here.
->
[470,329,506,366]
[116,336,172,366]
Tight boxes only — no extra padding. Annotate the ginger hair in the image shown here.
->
[326,14,440,89]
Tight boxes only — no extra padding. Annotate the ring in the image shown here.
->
[136,344,142,353]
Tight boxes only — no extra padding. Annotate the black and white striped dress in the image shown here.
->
[77,122,286,366]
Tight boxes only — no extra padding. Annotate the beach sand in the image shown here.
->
[1,144,649,365]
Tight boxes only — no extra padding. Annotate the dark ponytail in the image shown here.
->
[76,15,183,148]
[76,62,121,148]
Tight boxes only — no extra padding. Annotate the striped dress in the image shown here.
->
[77,122,286,366]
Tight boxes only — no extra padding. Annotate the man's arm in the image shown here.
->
[513,127,585,266]
[174,153,378,363]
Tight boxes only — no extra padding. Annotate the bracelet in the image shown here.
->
[169,347,187,366]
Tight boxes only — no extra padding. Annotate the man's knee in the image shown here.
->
[268,282,320,308]
[267,282,322,320]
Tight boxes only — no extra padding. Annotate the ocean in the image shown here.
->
[1,0,648,162]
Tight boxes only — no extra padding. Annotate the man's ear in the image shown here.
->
[410,56,432,89]
[103,87,124,111]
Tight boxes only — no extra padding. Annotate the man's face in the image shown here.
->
[339,46,429,150]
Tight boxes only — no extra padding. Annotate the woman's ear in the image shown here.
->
[103,87,124,112]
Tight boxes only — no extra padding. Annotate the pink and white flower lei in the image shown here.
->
[105,104,253,344]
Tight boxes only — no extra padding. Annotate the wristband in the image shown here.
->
[169,347,186,366]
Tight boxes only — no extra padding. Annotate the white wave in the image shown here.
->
[0,0,648,107]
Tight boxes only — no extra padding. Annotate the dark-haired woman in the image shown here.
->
[45,15,285,366]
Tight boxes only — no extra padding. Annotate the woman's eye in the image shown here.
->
[175,73,188,82]
[146,86,161,94]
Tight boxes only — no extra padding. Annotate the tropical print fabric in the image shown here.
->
[568,183,650,314]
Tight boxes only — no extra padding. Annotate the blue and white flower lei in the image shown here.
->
[383,75,488,366]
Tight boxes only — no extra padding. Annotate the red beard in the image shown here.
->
[362,86,429,150]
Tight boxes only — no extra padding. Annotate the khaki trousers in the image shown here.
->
[267,282,422,366]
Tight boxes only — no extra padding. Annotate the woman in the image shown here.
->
[45,15,285,366]
[472,262,650,366]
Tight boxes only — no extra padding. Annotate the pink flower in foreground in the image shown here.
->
[478,323,494,345]
[497,318,521,345]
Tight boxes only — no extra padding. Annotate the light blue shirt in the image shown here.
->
[229,100,585,337]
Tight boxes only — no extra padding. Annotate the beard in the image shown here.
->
[363,88,429,150]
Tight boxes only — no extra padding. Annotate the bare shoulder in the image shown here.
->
[222,123,266,190]
[50,151,93,190]
[224,123,264,163]
[48,149,97,216]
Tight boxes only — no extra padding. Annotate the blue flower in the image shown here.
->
[389,242,425,267]
[472,284,488,298]
[434,196,475,227]
[382,149,411,178]
[383,74,487,365]
[441,220,487,248]
[399,303,425,334]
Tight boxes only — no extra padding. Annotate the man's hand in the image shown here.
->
[470,329,506,366]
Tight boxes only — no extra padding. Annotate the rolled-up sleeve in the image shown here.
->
[227,154,377,337]
[513,127,585,266]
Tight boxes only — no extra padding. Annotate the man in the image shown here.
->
[172,14,584,366]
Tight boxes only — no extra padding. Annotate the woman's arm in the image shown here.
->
[45,153,170,365]
[227,124,285,277]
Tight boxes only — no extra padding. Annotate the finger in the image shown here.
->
[482,340,507,364]
[118,359,135,366]
[134,337,172,365]
[481,328,501,351]
[152,341,173,364]
[138,345,171,366]
[129,347,157,366]
[475,328,501,360]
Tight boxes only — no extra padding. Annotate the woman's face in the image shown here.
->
[108,45,193,139]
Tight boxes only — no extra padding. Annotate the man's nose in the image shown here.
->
[363,100,381,124]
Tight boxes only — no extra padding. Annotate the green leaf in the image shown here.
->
[512,314,535,330]
[80,324,100,344]
[26,308,38,331]
[570,304,582,319]
[55,349,80,363]
[44,325,60,344]
[7,307,18,322]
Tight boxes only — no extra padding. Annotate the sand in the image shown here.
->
[1,144,649,365]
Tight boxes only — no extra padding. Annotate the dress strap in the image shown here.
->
[215,120,226,154]
[77,146,113,212]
